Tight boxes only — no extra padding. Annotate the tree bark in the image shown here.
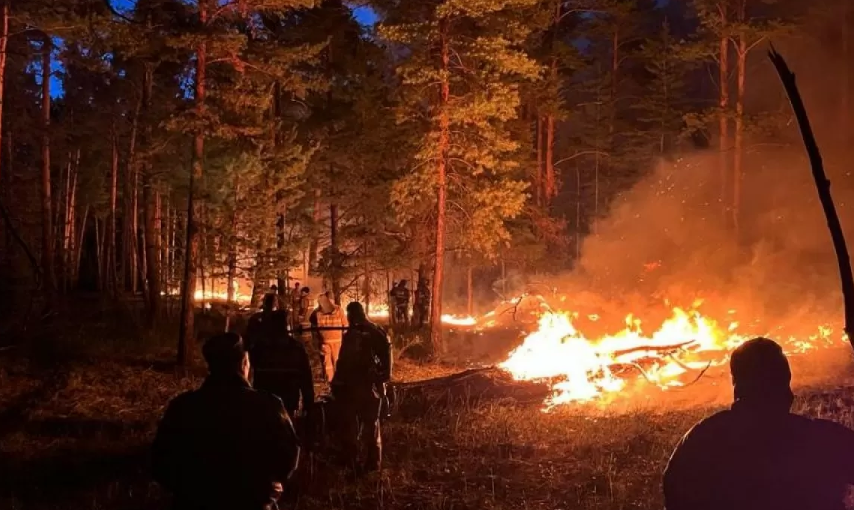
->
[431,18,450,354]
[0,0,8,257]
[535,114,543,207]
[178,0,208,366]
[141,65,161,327]
[40,34,56,299]
[544,0,560,205]
[466,265,473,316]
[718,3,730,220]
[330,201,340,304]
[108,132,119,294]
[732,4,746,236]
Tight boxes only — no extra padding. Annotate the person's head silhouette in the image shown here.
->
[730,337,794,413]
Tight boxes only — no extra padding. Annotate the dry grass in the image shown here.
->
[3,329,854,510]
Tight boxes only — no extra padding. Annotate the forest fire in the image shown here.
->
[499,304,842,407]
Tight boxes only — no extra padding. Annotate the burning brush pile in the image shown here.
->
[494,300,842,407]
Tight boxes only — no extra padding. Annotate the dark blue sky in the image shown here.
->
[110,0,377,25]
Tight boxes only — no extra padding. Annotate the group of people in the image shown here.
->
[152,295,392,510]
[153,304,854,510]
[388,278,431,328]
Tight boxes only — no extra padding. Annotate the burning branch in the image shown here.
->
[768,47,854,348]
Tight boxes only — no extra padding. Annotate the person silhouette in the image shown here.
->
[664,337,854,510]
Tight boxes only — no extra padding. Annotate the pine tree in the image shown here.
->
[379,0,540,352]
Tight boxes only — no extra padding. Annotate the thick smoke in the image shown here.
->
[558,149,854,342]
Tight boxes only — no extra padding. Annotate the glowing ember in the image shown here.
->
[499,305,841,407]
[441,314,478,326]
[369,304,390,319]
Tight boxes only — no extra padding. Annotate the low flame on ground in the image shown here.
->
[499,305,841,407]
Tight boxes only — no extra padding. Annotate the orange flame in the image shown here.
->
[500,304,841,407]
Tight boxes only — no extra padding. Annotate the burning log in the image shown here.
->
[769,48,854,348]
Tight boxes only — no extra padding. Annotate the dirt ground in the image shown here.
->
[3,312,854,510]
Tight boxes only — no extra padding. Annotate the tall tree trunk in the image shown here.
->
[108,133,118,293]
[225,176,239,331]
[40,34,55,299]
[733,7,746,236]
[466,265,473,316]
[843,1,850,146]
[431,19,450,354]
[544,0,561,205]
[161,195,170,299]
[535,114,543,207]
[95,217,103,290]
[141,65,161,327]
[718,3,730,220]
[330,201,340,304]
[178,1,208,366]
[308,188,320,270]
[0,0,8,258]
[74,205,88,285]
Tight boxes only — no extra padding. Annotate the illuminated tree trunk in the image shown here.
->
[843,1,851,145]
[535,114,543,207]
[330,201,341,304]
[733,2,746,236]
[40,34,56,298]
[718,3,730,220]
[543,0,560,205]
[431,19,450,354]
[466,265,473,316]
[178,0,208,366]
[0,0,8,257]
[142,65,161,327]
[107,132,118,293]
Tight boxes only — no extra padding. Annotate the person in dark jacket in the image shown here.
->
[250,310,315,419]
[245,293,277,352]
[663,337,854,510]
[331,302,392,473]
[152,332,300,510]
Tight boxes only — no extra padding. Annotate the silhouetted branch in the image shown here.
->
[768,46,854,348]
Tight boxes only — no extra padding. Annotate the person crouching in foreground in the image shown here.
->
[331,302,392,473]
[152,333,300,510]
[664,337,854,510]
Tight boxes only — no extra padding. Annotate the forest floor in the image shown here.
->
[3,305,854,510]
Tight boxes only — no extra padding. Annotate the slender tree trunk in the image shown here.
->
[178,2,208,366]
[535,114,543,207]
[544,0,560,205]
[108,133,118,293]
[141,65,161,327]
[330,201,340,304]
[431,19,450,354]
[40,34,55,299]
[309,188,320,270]
[843,1,850,146]
[545,115,555,203]
[733,15,746,236]
[225,176,239,331]
[0,0,8,259]
[95,217,103,290]
[466,265,473,316]
[3,132,12,266]
[718,4,730,220]
[161,195,170,299]
[74,205,88,285]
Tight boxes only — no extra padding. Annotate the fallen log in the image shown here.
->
[391,367,552,417]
